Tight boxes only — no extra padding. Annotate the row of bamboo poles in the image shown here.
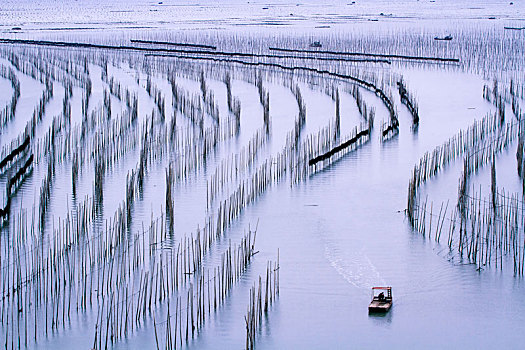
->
[397,78,419,125]
[0,65,20,127]
[407,78,525,274]
[151,232,261,350]
[245,257,279,350]
[411,186,525,275]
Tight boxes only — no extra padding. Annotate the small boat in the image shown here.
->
[368,286,393,313]
[434,35,453,41]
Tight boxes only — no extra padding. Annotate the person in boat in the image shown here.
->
[378,292,385,301]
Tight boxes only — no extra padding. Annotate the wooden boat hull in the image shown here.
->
[368,300,392,313]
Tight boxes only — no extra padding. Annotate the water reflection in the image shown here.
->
[368,308,393,326]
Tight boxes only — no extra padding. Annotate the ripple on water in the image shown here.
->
[325,243,385,291]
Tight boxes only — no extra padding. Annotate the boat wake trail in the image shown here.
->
[325,242,385,291]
